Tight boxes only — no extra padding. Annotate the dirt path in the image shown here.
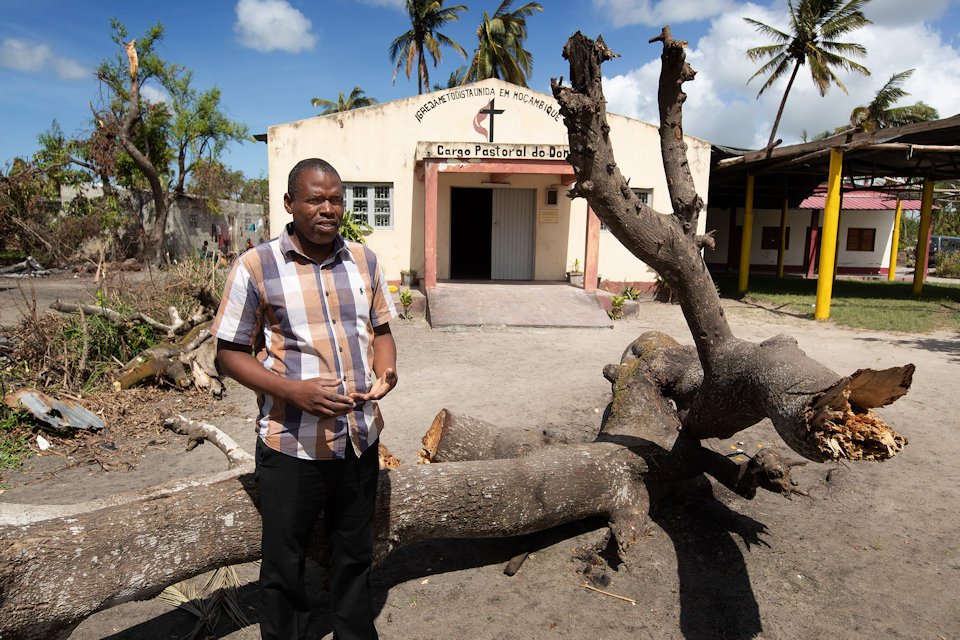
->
[3,295,959,639]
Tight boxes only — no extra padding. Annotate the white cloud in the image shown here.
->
[140,85,170,105]
[861,0,950,26]
[356,0,404,8]
[234,0,318,53]
[593,0,739,27]
[603,2,960,150]
[0,38,89,80]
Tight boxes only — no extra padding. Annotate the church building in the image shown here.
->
[265,78,712,291]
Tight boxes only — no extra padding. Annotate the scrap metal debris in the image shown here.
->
[0,257,58,278]
[4,389,104,433]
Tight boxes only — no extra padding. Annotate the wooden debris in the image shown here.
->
[504,552,530,576]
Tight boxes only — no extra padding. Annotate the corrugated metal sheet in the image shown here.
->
[799,189,929,210]
[5,389,104,432]
[491,189,535,280]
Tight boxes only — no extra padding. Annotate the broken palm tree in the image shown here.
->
[0,30,913,640]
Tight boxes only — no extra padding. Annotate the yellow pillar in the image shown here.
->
[737,174,755,293]
[912,179,935,295]
[888,197,902,282]
[814,148,844,320]
[776,197,788,278]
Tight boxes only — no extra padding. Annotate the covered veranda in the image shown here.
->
[709,115,960,319]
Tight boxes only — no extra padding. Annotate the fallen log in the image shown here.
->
[113,323,212,390]
[418,408,580,463]
[0,429,649,639]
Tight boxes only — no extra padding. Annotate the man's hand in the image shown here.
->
[287,377,356,417]
[350,368,398,402]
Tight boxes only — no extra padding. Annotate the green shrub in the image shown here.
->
[622,284,643,300]
[339,211,373,244]
[936,251,960,278]
[608,293,626,320]
[398,288,414,319]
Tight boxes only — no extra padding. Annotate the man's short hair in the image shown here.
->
[287,158,342,199]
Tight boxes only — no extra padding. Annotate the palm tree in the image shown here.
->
[310,86,377,114]
[433,65,467,91]
[745,0,872,149]
[849,69,939,131]
[464,0,544,87]
[389,0,468,95]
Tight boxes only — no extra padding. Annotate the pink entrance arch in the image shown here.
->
[419,158,598,291]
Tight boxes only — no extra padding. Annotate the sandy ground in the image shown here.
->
[2,274,960,639]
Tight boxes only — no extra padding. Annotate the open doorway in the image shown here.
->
[450,188,492,280]
[450,187,536,281]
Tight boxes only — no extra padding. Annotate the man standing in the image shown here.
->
[212,158,397,640]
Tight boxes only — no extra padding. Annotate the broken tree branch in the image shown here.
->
[552,32,910,462]
[162,415,253,468]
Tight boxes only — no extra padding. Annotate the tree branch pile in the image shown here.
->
[0,30,916,640]
[49,290,221,395]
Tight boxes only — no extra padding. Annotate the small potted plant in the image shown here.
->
[398,288,414,319]
[400,268,418,287]
[567,258,584,287]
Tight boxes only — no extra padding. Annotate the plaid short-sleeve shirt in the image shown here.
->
[211,224,397,460]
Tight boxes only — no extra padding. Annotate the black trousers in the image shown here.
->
[256,437,380,640]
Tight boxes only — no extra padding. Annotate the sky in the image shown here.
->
[2,0,959,180]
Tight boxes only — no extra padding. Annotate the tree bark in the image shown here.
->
[551,31,909,463]
[418,408,582,463]
[0,434,649,639]
[114,323,212,390]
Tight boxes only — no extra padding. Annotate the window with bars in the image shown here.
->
[345,183,393,229]
[846,227,876,252]
[600,188,652,231]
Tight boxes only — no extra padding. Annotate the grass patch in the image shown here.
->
[0,250,27,266]
[0,405,32,470]
[715,274,960,333]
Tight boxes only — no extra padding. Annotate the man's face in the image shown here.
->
[284,169,344,249]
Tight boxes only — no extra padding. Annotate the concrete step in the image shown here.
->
[424,282,613,329]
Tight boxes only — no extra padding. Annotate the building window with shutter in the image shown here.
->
[345,183,393,229]
[846,227,875,252]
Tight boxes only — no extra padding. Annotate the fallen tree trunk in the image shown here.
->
[418,408,582,463]
[550,32,909,463]
[0,437,650,639]
[113,323,212,390]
